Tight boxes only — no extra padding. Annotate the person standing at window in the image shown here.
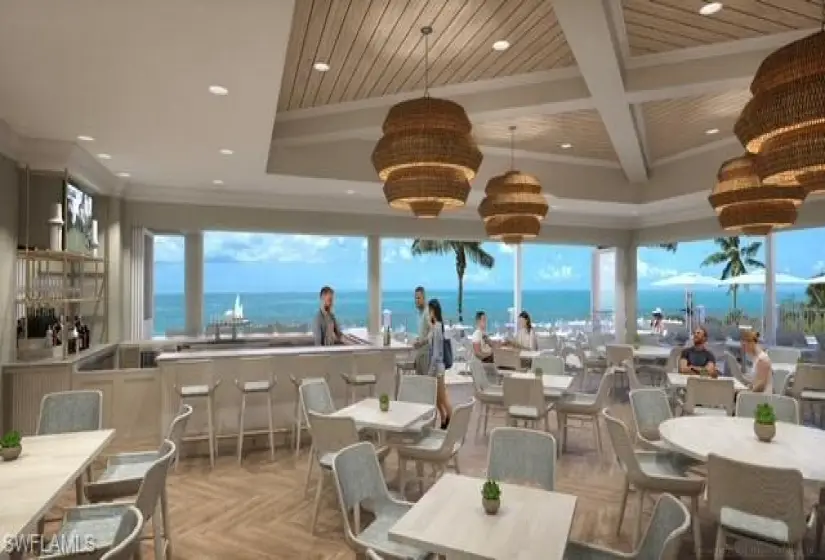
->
[312,286,342,346]
[428,298,452,429]
[412,286,431,375]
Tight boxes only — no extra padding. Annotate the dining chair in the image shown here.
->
[395,399,474,498]
[45,441,176,560]
[665,346,683,374]
[707,453,813,560]
[629,388,673,452]
[531,354,564,375]
[289,354,332,456]
[330,442,430,559]
[98,507,144,560]
[601,409,704,557]
[767,347,802,365]
[469,358,504,437]
[605,344,634,369]
[684,377,735,416]
[396,375,437,432]
[365,550,384,560]
[565,494,690,560]
[502,376,552,431]
[772,368,794,396]
[789,363,825,426]
[493,347,522,372]
[623,359,646,391]
[723,351,750,386]
[556,371,614,460]
[735,393,799,424]
[304,412,389,533]
[486,427,556,491]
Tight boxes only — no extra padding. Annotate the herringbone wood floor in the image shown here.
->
[46,397,822,560]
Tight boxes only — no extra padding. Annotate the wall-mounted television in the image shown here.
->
[65,182,94,253]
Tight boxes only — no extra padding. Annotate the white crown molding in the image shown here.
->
[651,137,741,168]
[480,146,622,169]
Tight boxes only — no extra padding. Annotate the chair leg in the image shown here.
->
[616,477,629,536]
[398,457,407,499]
[593,416,604,461]
[559,413,568,452]
[691,496,702,560]
[310,471,324,534]
[483,404,491,436]
[294,393,302,456]
[713,527,725,560]
[266,391,276,462]
[152,502,164,560]
[633,489,645,547]
[416,462,425,495]
[304,448,315,497]
[74,475,84,505]
[453,455,461,474]
[474,401,483,437]
[237,393,247,464]
[206,395,216,469]
[160,488,171,559]
[544,411,550,432]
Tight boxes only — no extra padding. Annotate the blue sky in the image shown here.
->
[152,228,825,294]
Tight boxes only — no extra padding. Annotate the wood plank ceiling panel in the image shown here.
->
[474,110,619,162]
[642,90,751,162]
[622,0,821,55]
[278,0,574,111]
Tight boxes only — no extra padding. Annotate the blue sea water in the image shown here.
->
[152,288,808,336]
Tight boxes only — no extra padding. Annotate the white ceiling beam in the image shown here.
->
[548,0,648,183]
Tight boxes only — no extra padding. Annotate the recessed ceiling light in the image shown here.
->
[313,62,330,72]
[560,143,573,149]
[117,172,130,178]
[219,149,234,155]
[97,153,112,160]
[208,85,228,96]
[213,179,224,185]
[346,189,355,195]
[705,128,720,135]
[77,135,95,142]
[492,40,510,51]
[699,1,723,15]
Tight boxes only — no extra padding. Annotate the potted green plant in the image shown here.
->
[632,334,641,350]
[481,479,501,515]
[0,430,22,461]
[754,403,776,442]
[378,393,390,413]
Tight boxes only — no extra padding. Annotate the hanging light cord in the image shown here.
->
[821,0,824,31]
[422,26,432,97]
[508,125,516,170]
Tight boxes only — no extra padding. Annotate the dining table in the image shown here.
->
[329,398,435,432]
[507,372,574,397]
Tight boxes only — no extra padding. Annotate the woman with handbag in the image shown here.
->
[428,298,452,429]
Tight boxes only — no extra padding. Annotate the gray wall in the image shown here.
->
[17,170,63,250]
[0,152,20,433]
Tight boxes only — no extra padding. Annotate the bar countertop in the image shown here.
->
[155,328,409,362]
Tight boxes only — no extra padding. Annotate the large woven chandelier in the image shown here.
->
[478,126,549,244]
[708,154,805,236]
[372,26,482,218]
[733,5,825,200]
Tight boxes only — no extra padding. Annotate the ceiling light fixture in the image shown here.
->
[97,153,112,160]
[560,143,573,149]
[213,179,224,185]
[219,149,234,155]
[208,85,229,96]
[492,40,510,51]
[77,135,94,142]
[699,1,723,15]
[705,128,720,135]
[372,26,482,218]
[313,62,330,72]
[117,172,130,178]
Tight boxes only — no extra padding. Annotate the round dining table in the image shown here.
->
[659,416,825,483]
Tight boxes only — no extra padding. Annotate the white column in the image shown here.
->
[763,232,777,345]
[513,244,523,317]
[614,242,638,343]
[129,227,146,340]
[184,232,204,337]
[143,232,154,337]
[590,249,601,332]
[367,235,382,335]
[104,197,122,342]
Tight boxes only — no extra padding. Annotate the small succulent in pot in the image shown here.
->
[379,393,390,412]
[632,334,641,350]
[753,403,776,443]
[481,479,502,515]
[0,430,22,461]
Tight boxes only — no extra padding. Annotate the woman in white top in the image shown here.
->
[510,311,538,351]
[741,330,773,393]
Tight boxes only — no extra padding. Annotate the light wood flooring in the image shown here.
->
[46,393,823,560]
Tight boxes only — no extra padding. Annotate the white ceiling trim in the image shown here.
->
[651,137,741,168]
[480,146,621,169]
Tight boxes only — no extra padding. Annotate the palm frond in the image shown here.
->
[720,260,734,281]
[744,258,765,269]
[741,241,762,257]
[462,242,495,269]
[701,252,728,267]
[659,243,678,253]
[410,239,451,256]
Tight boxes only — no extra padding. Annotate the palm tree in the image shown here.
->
[659,243,678,252]
[805,273,825,307]
[410,240,495,322]
[700,236,764,309]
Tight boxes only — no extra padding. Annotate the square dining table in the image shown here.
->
[507,372,573,397]
[390,473,577,559]
[329,398,435,432]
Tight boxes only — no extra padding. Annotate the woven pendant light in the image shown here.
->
[478,126,549,244]
[734,5,825,192]
[372,26,482,218]
[708,154,805,235]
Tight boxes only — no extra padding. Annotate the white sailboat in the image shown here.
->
[224,294,244,321]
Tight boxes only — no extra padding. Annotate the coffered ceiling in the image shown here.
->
[278,0,573,111]
[622,0,821,55]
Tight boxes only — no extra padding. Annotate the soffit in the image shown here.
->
[473,110,618,162]
[622,0,821,55]
[277,0,574,111]
[642,90,750,162]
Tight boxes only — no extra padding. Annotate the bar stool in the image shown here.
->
[173,359,220,469]
[289,355,331,457]
[235,356,277,464]
[341,351,382,404]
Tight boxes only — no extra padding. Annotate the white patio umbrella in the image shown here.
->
[717,271,811,286]
[652,272,720,287]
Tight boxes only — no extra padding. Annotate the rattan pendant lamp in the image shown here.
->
[733,1,825,199]
[478,126,549,244]
[708,154,805,236]
[371,26,483,218]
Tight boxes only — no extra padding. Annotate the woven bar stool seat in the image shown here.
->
[235,357,278,464]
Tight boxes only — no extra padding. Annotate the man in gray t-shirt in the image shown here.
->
[412,286,431,375]
[312,286,342,346]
